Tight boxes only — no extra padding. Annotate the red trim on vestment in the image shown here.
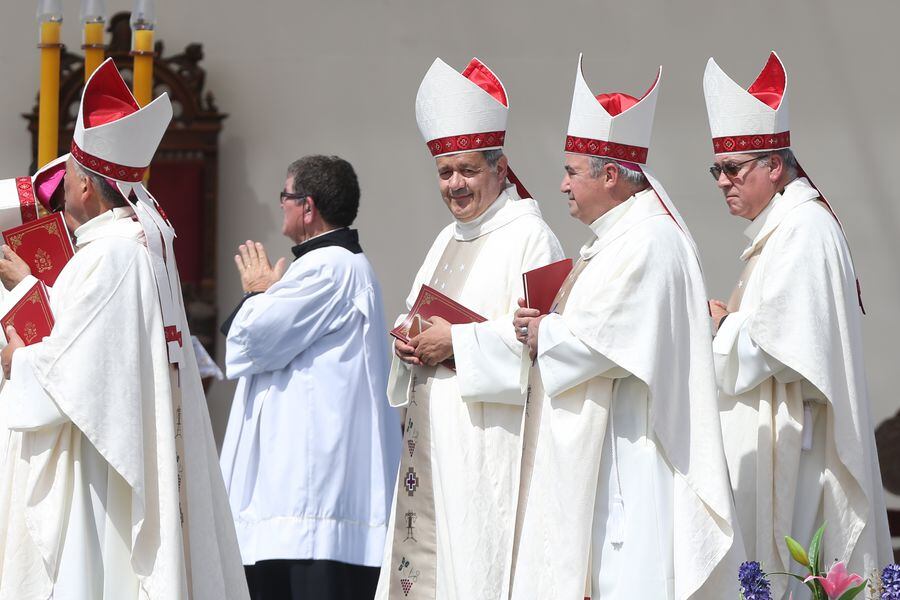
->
[427,130,506,157]
[14,177,38,224]
[565,135,649,164]
[71,141,147,183]
[164,325,183,347]
[712,131,791,154]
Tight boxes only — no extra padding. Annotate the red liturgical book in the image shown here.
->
[390,285,486,370]
[390,285,486,344]
[1,280,54,346]
[523,258,573,314]
[2,212,74,287]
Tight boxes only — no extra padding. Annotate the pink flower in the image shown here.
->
[804,561,864,599]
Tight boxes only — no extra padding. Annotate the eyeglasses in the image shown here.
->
[708,156,765,180]
[279,191,309,204]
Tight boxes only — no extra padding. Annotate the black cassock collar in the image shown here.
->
[291,227,363,260]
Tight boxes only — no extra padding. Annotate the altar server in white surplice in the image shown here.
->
[219,155,401,600]
[374,57,563,600]
[510,55,741,600]
[703,51,892,599]
[0,59,248,600]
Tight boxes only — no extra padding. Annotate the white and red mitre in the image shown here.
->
[72,58,172,182]
[703,52,790,155]
[565,53,660,167]
[0,155,68,232]
[566,54,700,259]
[415,57,509,157]
[71,58,187,361]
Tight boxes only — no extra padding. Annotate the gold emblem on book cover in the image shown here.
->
[34,248,52,273]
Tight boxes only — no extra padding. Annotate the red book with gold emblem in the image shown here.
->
[390,285,486,370]
[1,280,54,346]
[1,212,74,287]
[523,258,574,315]
[390,284,486,344]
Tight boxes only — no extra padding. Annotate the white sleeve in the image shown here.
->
[452,315,526,405]
[713,310,801,395]
[536,313,627,398]
[5,344,68,430]
[225,263,354,378]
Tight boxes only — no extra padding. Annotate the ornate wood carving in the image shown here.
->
[23,11,227,358]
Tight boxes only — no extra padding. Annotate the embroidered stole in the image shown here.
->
[389,234,488,599]
[726,247,762,313]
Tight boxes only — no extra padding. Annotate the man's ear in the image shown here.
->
[496,154,509,181]
[304,197,317,221]
[768,153,784,183]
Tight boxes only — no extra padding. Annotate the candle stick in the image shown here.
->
[81,0,107,81]
[37,0,63,169]
[131,0,156,107]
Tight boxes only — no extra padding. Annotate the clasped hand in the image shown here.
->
[234,240,287,293]
[394,316,454,367]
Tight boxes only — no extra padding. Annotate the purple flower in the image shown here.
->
[883,564,900,600]
[739,561,772,600]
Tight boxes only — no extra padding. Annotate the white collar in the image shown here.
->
[580,187,664,260]
[74,206,138,248]
[453,181,542,241]
[741,177,819,260]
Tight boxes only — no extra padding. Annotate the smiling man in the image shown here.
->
[509,55,740,600]
[373,57,562,600]
[704,52,891,599]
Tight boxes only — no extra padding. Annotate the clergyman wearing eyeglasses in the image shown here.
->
[217,155,402,600]
[704,53,891,600]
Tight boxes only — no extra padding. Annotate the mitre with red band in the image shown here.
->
[565,54,703,263]
[566,53,660,167]
[73,58,172,183]
[704,51,864,312]
[703,52,791,155]
[415,56,531,199]
[416,57,508,157]
[0,154,69,232]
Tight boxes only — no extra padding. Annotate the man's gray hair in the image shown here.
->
[72,161,130,208]
[588,156,648,187]
[753,148,799,180]
[481,148,504,169]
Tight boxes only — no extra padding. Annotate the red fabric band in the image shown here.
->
[14,177,38,224]
[164,325,183,347]
[427,131,506,157]
[71,141,147,183]
[712,131,791,154]
[564,135,649,165]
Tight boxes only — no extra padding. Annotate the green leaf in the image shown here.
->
[807,522,827,575]
[836,580,868,600]
[785,536,810,567]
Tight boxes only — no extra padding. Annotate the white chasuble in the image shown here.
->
[375,183,563,600]
[511,189,741,600]
[0,208,248,600]
[714,177,892,599]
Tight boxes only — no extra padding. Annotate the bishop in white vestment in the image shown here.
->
[374,58,563,600]
[704,52,892,598]
[0,60,247,600]
[510,57,741,600]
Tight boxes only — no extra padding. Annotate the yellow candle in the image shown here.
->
[37,20,61,169]
[83,21,105,81]
[132,28,154,107]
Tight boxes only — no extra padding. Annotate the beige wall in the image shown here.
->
[1,1,898,498]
